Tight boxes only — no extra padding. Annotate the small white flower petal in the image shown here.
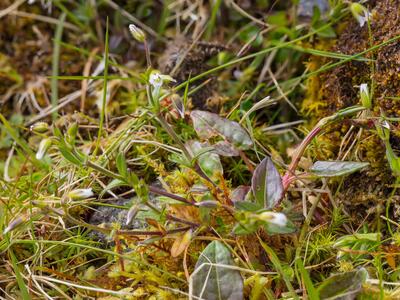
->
[258,212,288,227]
[68,188,94,200]
[36,138,52,160]
[360,83,368,95]
[128,24,145,42]
[350,3,371,27]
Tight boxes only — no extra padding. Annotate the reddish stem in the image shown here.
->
[282,126,322,191]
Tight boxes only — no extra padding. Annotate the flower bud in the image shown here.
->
[66,123,78,145]
[126,204,139,225]
[36,138,52,160]
[129,24,146,43]
[257,211,288,227]
[359,83,371,108]
[30,122,49,133]
[67,188,94,200]
[149,71,175,90]
[3,216,26,234]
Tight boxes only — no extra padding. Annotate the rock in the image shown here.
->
[88,197,146,243]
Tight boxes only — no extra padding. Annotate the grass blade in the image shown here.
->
[9,248,30,300]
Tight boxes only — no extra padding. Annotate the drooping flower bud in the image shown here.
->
[67,188,94,200]
[30,122,49,133]
[257,211,288,227]
[36,138,52,160]
[129,24,146,43]
[359,83,371,108]
[3,216,27,234]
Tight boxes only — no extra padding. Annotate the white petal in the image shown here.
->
[360,83,368,94]
[258,211,288,227]
[68,188,94,200]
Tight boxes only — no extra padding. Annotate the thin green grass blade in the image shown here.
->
[8,239,184,282]
[205,0,223,40]
[56,40,140,77]
[0,114,45,169]
[285,44,373,61]
[51,12,65,121]
[258,236,298,299]
[9,248,30,300]
[94,17,110,156]
[296,259,319,300]
[158,0,171,35]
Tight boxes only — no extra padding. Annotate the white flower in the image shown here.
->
[149,71,176,101]
[36,138,52,160]
[257,212,288,227]
[360,83,368,95]
[67,188,94,200]
[129,24,145,42]
[382,120,391,130]
[350,3,371,27]
[149,71,175,90]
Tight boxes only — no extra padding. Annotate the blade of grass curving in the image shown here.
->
[296,259,319,299]
[205,0,223,40]
[53,0,96,41]
[9,248,30,300]
[157,0,171,35]
[8,239,184,282]
[56,40,141,77]
[273,32,400,95]
[49,75,136,80]
[258,236,298,299]
[0,114,45,169]
[170,12,350,94]
[51,12,66,121]
[284,44,372,61]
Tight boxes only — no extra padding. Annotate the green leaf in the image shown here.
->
[263,218,296,235]
[232,221,259,235]
[234,201,262,212]
[116,152,128,178]
[258,239,298,299]
[190,110,253,150]
[296,259,319,300]
[310,161,369,177]
[99,179,129,198]
[191,241,244,300]
[317,268,368,299]
[313,21,336,38]
[251,157,283,209]
[9,248,30,300]
[188,141,223,181]
[58,145,84,166]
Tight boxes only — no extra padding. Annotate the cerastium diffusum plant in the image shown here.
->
[5,23,376,244]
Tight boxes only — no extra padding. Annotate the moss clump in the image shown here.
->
[301,0,400,208]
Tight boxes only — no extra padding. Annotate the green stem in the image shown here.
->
[51,12,65,121]
[94,18,110,156]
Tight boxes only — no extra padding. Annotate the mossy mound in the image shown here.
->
[302,0,400,204]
